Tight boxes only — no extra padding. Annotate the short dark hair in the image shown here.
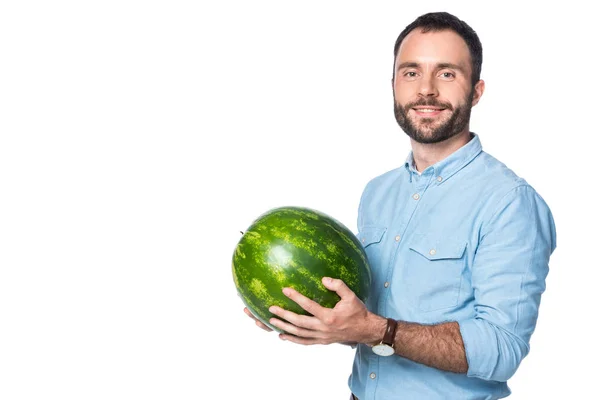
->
[393,12,483,86]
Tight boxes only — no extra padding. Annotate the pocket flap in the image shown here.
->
[409,234,466,260]
[359,226,387,247]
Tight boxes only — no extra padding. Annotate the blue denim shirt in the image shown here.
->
[348,134,557,399]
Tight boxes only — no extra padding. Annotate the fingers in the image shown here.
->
[279,333,325,345]
[243,307,272,332]
[255,320,273,332]
[322,277,355,300]
[269,305,320,331]
[268,316,322,339]
[282,287,325,319]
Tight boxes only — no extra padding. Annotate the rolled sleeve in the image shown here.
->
[460,185,556,381]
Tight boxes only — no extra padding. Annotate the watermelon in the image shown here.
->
[232,206,371,332]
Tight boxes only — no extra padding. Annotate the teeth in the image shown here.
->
[416,109,440,112]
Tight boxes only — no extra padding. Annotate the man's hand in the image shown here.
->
[267,277,386,345]
[243,307,272,332]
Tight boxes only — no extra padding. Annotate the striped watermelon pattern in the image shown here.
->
[232,206,371,332]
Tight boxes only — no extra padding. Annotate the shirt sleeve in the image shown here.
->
[458,184,557,382]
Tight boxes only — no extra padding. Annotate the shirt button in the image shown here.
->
[394,235,401,242]
[429,249,437,256]
[437,176,443,182]
[361,238,365,243]
[384,282,389,288]
[370,372,376,379]
[412,193,420,200]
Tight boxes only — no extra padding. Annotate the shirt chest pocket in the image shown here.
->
[402,234,467,312]
[360,227,386,247]
[359,226,386,264]
[359,226,387,310]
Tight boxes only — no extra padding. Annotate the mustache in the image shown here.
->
[404,99,453,110]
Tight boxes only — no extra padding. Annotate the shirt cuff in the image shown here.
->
[459,318,497,380]
[459,318,528,382]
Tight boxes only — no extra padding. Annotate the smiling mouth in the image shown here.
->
[412,108,446,116]
[413,107,445,112]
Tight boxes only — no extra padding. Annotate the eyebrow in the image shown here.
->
[396,62,466,73]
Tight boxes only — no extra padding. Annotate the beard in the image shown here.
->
[394,90,474,144]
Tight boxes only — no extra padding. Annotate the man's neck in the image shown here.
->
[411,131,472,172]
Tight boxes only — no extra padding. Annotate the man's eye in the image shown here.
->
[440,72,455,78]
[404,71,418,78]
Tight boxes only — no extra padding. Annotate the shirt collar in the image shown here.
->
[404,133,483,183]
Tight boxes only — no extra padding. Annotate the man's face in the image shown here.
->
[393,29,482,144]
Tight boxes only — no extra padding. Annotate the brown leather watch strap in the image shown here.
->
[382,318,398,346]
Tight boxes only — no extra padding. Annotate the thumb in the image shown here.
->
[322,277,354,300]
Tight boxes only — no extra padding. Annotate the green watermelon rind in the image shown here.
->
[232,206,371,334]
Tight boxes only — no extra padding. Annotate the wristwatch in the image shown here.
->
[371,318,397,356]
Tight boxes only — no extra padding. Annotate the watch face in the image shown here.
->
[372,344,394,357]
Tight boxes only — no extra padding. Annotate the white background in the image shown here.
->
[0,1,596,399]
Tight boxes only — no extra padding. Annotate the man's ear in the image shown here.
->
[471,80,485,106]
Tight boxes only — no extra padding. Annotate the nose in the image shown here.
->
[418,76,438,97]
